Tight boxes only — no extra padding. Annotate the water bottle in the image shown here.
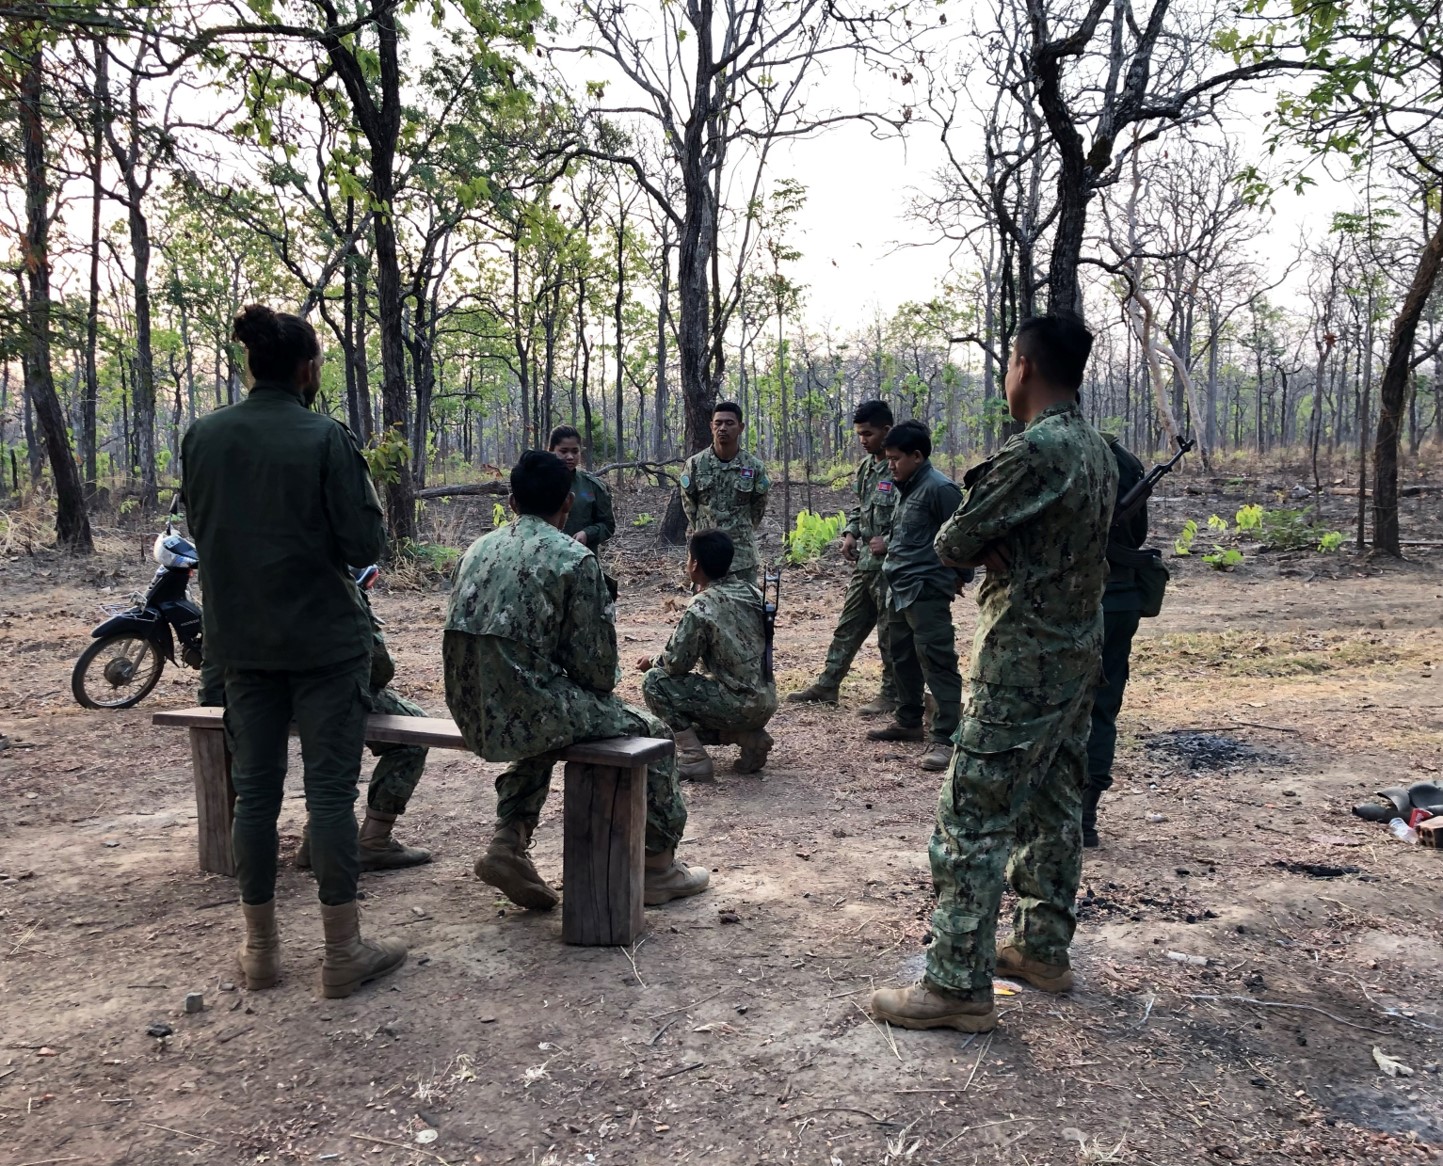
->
[1388,818,1418,844]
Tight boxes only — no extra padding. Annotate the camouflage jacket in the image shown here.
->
[936,401,1118,687]
[680,447,770,573]
[442,514,616,761]
[883,459,964,610]
[842,453,897,573]
[562,467,616,548]
[654,577,773,698]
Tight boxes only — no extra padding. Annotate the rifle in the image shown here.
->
[1113,436,1195,528]
[761,568,780,683]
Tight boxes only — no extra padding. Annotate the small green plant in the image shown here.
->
[1207,514,1229,534]
[631,512,655,528]
[785,510,846,565]
[362,423,411,485]
[1259,507,1316,550]
[1202,546,1244,571]
[491,501,508,529]
[119,498,139,517]
[1174,518,1197,556]
[1234,504,1264,533]
[1318,530,1345,553]
[397,539,461,576]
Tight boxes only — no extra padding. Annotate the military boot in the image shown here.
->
[1081,786,1102,849]
[785,682,839,704]
[236,899,280,990]
[732,728,774,774]
[919,743,953,772]
[318,901,407,999]
[674,727,716,782]
[643,848,711,905]
[869,982,997,1032]
[359,809,433,871]
[996,943,1074,993]
[474,819,559,910]
[866,721,925,742]
[857,694,898,717]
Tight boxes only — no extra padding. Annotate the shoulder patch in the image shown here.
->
[877,480,893,493]
[740,467,755,479]
[680,473,691,489]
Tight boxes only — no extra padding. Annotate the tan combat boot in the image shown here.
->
[359,809,433,871]
[785,683,839,704]
[732,728,774,774]
[474,819,559,910]
[318,901,407,999]
[920,743,953,772]
[869,982,997,1032]
[236,899,280,990]
[643,848,711,905]
[996,943,1075,993]
[673,727,716,782]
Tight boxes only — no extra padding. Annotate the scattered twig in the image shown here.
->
[216,1026,254,1045]
[1137,994,1156,1027]
[934,1116,1037,1154]
[656,1061,704,1080]
[1226,718,1302,734]
[1182,994,1383,1033]
[137,1122,220,1145]
[349,1133,454,1164]
[791,1106,894,1125]
[649,989,723,1021]
[962,1031,993,1092]
[853,1001,902,1063]
[15,1157,83,1166]
[647,1019,676,1047]
[620,937,647,988]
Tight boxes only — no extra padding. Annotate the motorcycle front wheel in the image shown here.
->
[72,634,166,709]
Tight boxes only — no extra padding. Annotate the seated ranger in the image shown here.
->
[638,530,777,781]
[443,451,710,911]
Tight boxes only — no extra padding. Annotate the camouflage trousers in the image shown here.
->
[815,568,896,700]
[926,674,1094,996]
[496,691,688,856]
[365,686,428,816]
[1085,608,1141,792]
[641,668,776,736]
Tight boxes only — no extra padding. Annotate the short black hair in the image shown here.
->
[712,401,743,422]
[883,419,931,458]
[1013,314,1094,391]
[689,529,735,581]
[547,424,582,449]
[853,400,893,428]
[510,450,572,516]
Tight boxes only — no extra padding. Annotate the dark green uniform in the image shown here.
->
[811,454,898,698]
[680,447,770,585]
[1087,438,1147,794]
[181,380,384,908]
[882,460,964,746]
[927,402,1117,997]
[562,468,616,548]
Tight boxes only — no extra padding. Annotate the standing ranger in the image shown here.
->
[183,304,405,999]
[680,402,770,585]
[444,451,710,911]
[865,420,966,772]
[787,400,898,715]
[871,315,1117,1033]
[549,424,616,550]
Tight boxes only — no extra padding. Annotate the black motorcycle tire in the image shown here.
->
[72,634,166,710]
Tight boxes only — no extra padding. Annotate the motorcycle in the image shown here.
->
[72,500,204,710]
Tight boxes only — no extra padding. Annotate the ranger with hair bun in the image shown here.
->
[181,303,406,1000]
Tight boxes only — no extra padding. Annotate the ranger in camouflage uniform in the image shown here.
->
[787,400,898,714]
[549,424,616,550]
[640,530,777,780]
[872,315,1117,1034]
[680,401,770,585]
[443,451,710,911]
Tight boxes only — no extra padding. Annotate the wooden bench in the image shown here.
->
[151,707,673,946]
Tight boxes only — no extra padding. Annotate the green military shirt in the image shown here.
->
[1103,436,1147,614]
[843,453,897,573]
[562,468,616,548]
[936,401,1118,687]
[680,447,770,574]
[883,459,964,610]
[181,381,384,671]
[654,577,772,697]
[442,514,616,761]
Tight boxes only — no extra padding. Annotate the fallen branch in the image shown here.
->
[137,1121,220,1145]
[1182,994,1383,1033]
[414,481,507,500]
[349,1133,454,1164]
[655,1060,704,1079]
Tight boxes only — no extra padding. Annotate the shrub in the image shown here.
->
[1174,518,1197,556]
[785,510,846,565]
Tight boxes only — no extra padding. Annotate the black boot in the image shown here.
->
[1081,785,1103,849]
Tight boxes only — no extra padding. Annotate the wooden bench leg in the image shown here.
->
[562,760,646,946]
[190,726,236,877]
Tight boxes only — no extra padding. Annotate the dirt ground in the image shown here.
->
[2,478,1441,1166]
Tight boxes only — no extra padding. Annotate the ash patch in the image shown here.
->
[1145,730,1266,772]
